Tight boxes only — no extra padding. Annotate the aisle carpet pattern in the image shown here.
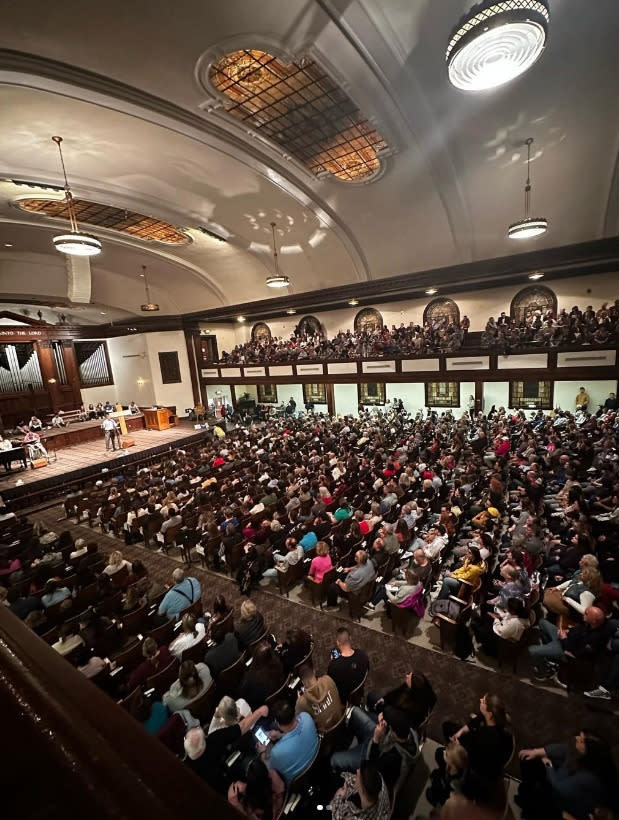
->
[35,506,618,769]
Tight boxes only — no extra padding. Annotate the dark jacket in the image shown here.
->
[235,613,266,649]
[204,632,242,677]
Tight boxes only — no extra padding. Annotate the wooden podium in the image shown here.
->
[143,407,175,431]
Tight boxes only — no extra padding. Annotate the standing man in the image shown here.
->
[467,395,476,421]
[575,386,590,412]
[101,414,119,452]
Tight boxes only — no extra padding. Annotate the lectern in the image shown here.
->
[143,407,175,430]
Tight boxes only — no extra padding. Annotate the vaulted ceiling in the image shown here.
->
[0,0,618,323]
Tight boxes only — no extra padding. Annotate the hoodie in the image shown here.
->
[295,674,343,731]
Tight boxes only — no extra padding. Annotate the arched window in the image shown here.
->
[297,316,324,338]
[354,308,383,334]
[423,298,460,327]
[251,322,272,342]
[510,286,557,324]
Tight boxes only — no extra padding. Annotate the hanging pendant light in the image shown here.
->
[140,265,159,311]
[446,1,549,92]
[51,136,102,257]
[507,137,548,239]
[266,221,290,288]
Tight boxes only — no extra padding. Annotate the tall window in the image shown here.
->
[358,382,386,405]
[509,380,553,410]
[158,351,181,384]
[426,382,460,407]
[74,341,113,387]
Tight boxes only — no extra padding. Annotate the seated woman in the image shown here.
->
[518,730,616,820]
[239,641,286,710]
[307,539,333,585]
[169,614,206,659]
[162,659,212,712]
[102,550,132,578]
[368,568,422,611]
[228,758,286,819]
[29,415,43,432]
[437,546,486,600]
[128,637,173,691]
[126,560,165,602]
[207,594,232,635]
[472,597,530,657]
[121,584,145,615]
[437,693,513,803]
[235,600,266,649]
[543,564,604,619]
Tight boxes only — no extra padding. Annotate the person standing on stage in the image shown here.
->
[101,415,120,452]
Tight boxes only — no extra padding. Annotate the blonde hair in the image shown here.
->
[445,741,468,775]
[316,540,329,557]
[240,600,257,620]
[109,550,123,567]
[581,567,603,597]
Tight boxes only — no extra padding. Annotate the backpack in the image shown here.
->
[453,622,475,661]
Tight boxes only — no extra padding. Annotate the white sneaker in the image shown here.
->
[584,686,611,701]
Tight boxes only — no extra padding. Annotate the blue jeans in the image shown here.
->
[438,577,460,600]
[528,619,565,663]
[330,707,377,772]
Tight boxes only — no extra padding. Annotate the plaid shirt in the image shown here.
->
[331,773,390,820]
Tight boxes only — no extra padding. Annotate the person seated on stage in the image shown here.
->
[87,404,97,420]
[0,435,13,451]
[129,401,139,415]
[15,419,29,434]
[23,430,48,460]
[28,415,43,432]
[78,405,89,421]
[104,400,114,413]
[95,402,106,418]
[51,412,66,428]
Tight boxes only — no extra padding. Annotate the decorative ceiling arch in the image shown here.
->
[297,315,324,337]
[208,49,389,183]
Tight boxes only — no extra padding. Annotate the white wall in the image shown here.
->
[553,380,617,412]
[145,330,194,414]
[334,384,359,417]
[482,382,510,413]
[204,383,232,407]
[386,382,424,415]
[81,334,155,408]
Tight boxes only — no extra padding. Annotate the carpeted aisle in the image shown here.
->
[35,505,619,770]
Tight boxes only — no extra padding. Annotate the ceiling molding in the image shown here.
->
[0,48,372,285]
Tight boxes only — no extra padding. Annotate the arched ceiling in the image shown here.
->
[0,0,618,321]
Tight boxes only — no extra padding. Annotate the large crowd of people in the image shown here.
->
[2,392,619,818]
[215,300,619,365]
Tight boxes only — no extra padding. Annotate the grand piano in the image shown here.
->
[0,446,28,473]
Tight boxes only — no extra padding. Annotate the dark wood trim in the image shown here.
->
[229,384,237,410]
[474,381,484,414]
[0,607,239,820]
[326,382,335,416]
[183,328,201,406]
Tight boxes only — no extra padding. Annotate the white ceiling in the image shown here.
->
[0,0,618,318]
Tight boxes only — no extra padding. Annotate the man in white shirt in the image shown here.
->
[101,416,119,451]
[263,537,304,579]
[418,526,448,561]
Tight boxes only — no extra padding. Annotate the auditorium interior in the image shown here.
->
[1,2,619,819]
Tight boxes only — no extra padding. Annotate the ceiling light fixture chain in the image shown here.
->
[266,220,290,288]
[507,135,548,239]
[51,135,102,257]
[140,264,160,312]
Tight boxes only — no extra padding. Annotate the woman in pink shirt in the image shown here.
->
[308,540,333,583]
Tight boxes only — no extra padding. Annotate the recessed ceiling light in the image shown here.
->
[3,243,13,248]
[237,315,246,323]
[528,271,544,280]
[286,308,297,315]
[348,298,359,306]
[446,0,550,92]
[425,287,438,295]
[100,311,107,315]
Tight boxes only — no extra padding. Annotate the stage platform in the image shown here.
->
[37,414,146,450]
[0,423,209,507]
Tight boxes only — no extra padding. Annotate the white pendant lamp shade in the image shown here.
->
[447,1,549,92]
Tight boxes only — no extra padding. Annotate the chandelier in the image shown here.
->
[507,137,548,239]
[446,1,550,92]
[266,222,290,288]
[140,265,159,311]
[51,136,102,257]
